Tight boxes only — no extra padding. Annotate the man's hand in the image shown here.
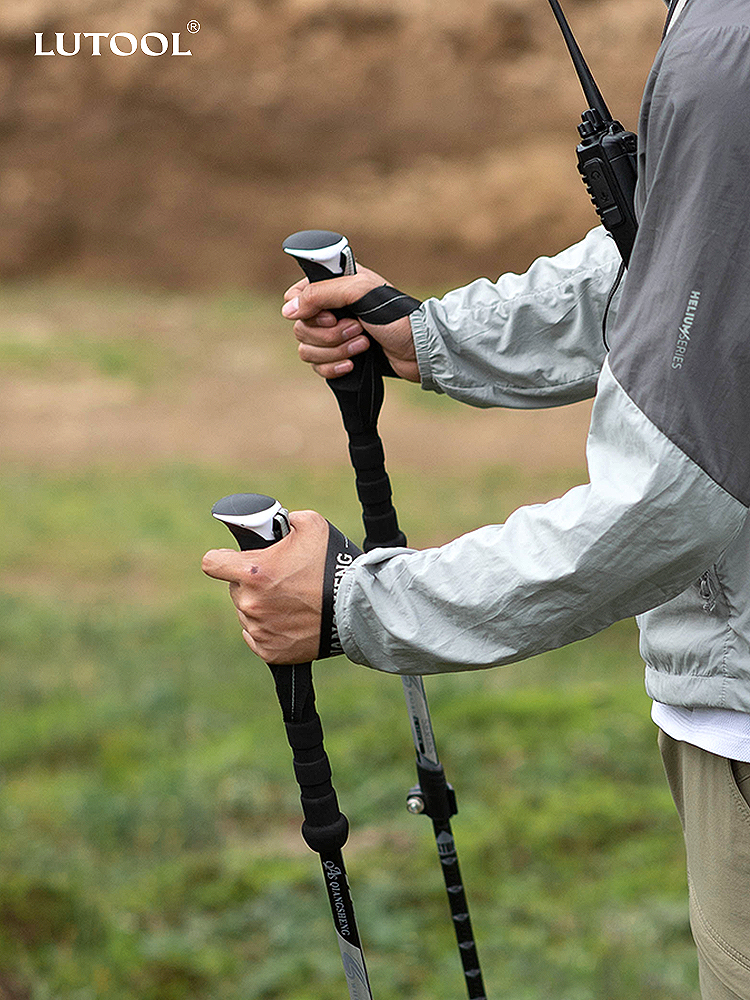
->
[282,264,420,382]
[202,510,329,665]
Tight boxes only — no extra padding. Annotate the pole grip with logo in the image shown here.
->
[211,492,373,1000]
[282,234,487,999]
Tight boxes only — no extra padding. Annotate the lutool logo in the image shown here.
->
[34,23,200,56]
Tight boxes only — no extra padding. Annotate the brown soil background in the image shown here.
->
[1,0,665,292]
[1,0,666,484]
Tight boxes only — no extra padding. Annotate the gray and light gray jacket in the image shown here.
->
[336,0,750,712]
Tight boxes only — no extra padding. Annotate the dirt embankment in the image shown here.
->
[0,0,664,292]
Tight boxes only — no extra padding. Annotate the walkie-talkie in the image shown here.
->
[547,0,638,266]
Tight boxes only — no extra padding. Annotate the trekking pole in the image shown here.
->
[282,230,488,1000]
[211,492,373,1000]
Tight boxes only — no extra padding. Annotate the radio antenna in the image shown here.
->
[546,0,613,123]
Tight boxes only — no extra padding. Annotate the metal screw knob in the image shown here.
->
[406,795,425,815]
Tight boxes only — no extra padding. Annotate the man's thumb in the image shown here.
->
[201,548,251,582]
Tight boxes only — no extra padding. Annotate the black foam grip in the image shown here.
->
[355,474,394,507]
[293,756,333,787]
[300,789,340,827]
[330,353,387,431]
[284,717,325,750]
[302,814,350,856]
[362,513,406,551]
[348,437,386,469]
[267,665,350,854]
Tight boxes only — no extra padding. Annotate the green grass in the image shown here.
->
[0,466,697,1000]
[0,283,699,999]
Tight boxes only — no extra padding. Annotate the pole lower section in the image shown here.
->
[267,662,373,1000]
[432,818,486,999]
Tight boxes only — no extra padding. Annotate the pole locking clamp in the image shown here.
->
[406,769,457,821]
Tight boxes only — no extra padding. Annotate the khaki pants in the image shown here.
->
[659,730,750,1000]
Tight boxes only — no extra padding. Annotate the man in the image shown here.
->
[203,1,750,995]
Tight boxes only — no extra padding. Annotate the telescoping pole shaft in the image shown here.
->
[282,231,487,999]
[401,676,485,997]
[211,493,373,1000]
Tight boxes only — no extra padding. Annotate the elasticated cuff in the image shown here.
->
[409,305,444,395]
[333,556,370,666]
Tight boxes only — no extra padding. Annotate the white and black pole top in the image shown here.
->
[211,493,290,550]
[282,230,355,282]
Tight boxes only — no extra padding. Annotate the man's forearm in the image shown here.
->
[412,226,621,410]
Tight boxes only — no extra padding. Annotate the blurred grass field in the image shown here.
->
[0,282,698,1000]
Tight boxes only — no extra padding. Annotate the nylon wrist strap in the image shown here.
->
[319,522,362,659]
[348,284,422,326]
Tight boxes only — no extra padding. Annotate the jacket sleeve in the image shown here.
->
[335,360,747,674]
[411,225,621,409]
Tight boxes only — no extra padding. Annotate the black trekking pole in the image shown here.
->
[210,493,373,1000]
[282,230,488,1000]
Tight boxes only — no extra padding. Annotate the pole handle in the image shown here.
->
[283,231,406,550]
[211,493,350,852]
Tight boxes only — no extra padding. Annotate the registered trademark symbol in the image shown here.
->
[187,20,200,33]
